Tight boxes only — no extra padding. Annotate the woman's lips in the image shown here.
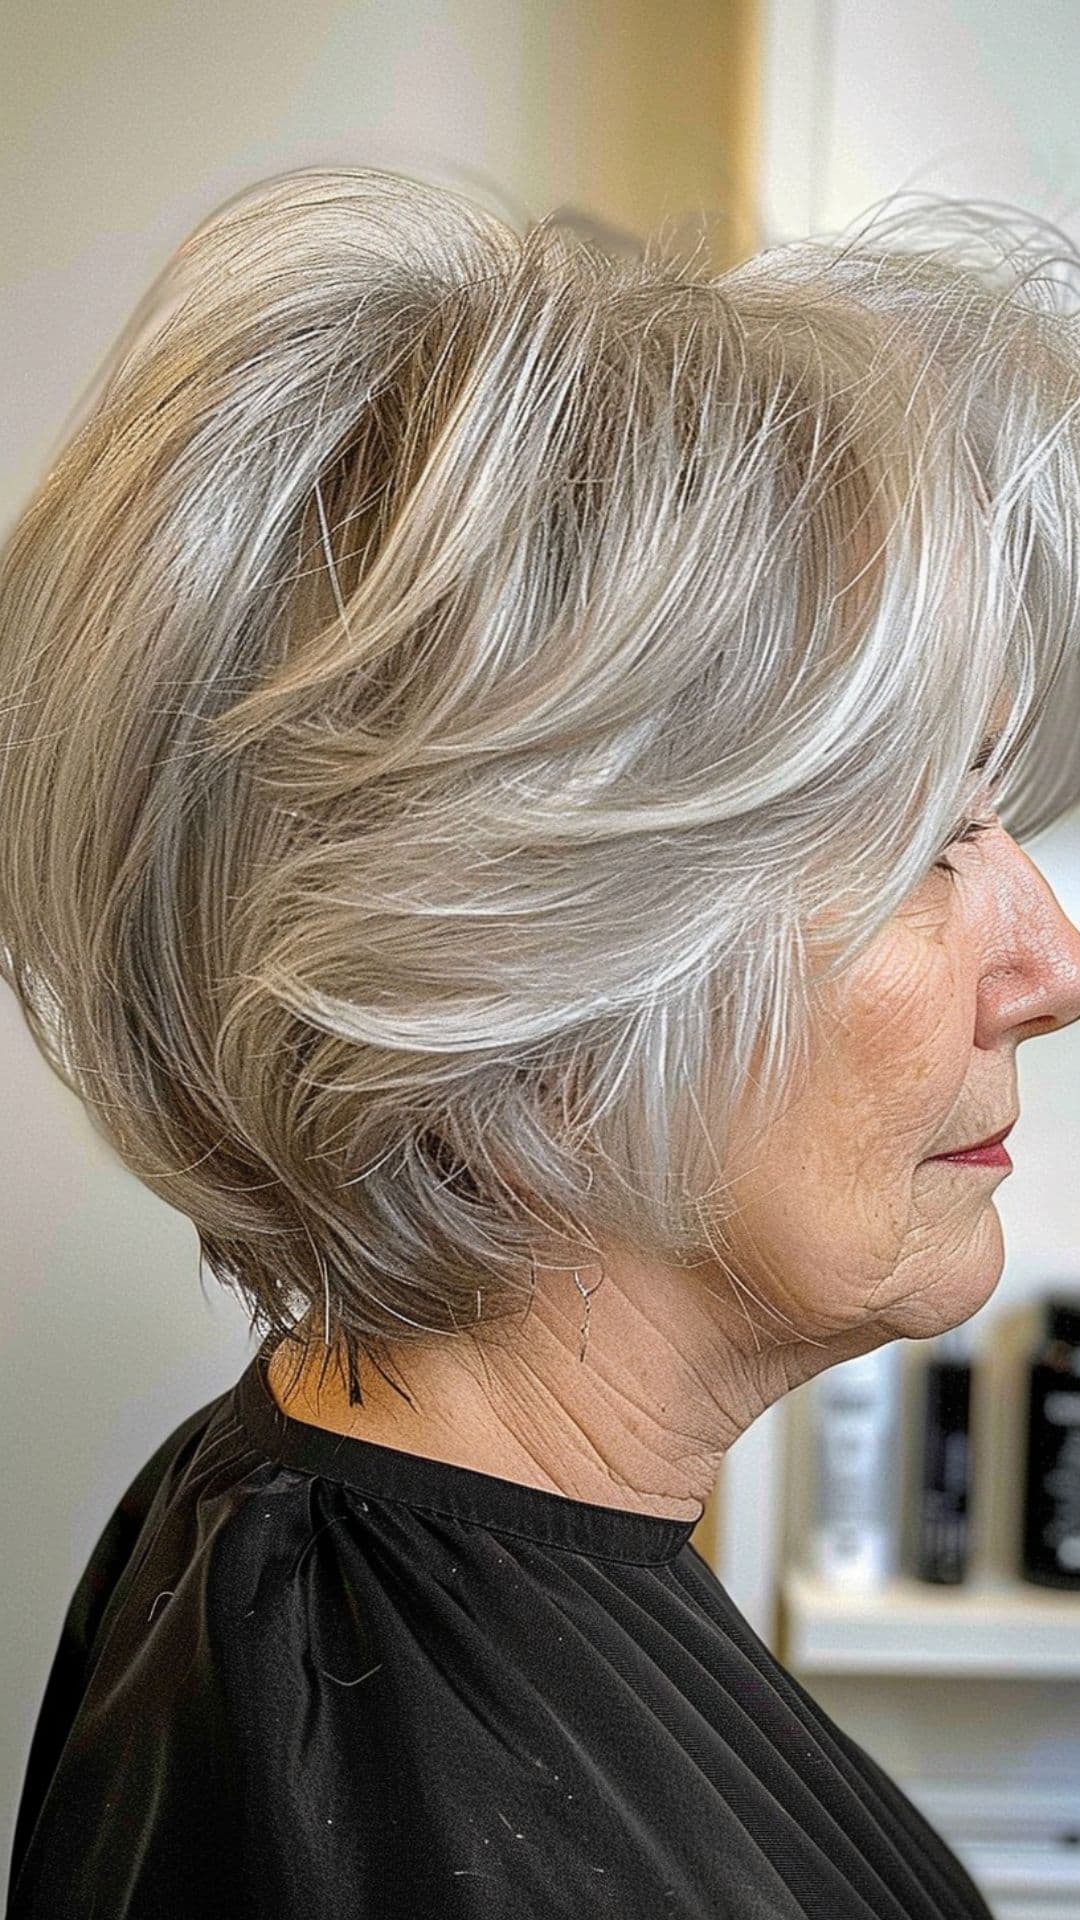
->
[929,1141,1013,1168]
[928,1121,1016,1167]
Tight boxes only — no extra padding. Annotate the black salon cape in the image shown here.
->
[7,1335,993,1920]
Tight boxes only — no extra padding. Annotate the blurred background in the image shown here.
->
[5,4,1080,1913]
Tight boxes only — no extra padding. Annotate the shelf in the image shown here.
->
[781,1566,1080,1677]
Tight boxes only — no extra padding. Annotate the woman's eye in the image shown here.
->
[933,817,995,879]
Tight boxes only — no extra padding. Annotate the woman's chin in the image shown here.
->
[885,1209,1006,1342]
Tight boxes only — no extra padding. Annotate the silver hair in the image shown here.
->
[2,165,1079,1406]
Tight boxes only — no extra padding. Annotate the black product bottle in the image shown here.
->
[914,1326,974,1584]
[1020,1294,1080,1590]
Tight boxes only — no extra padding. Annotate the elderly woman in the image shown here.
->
[5,166,1080,1920]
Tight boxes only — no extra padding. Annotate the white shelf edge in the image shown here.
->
[782,1565,1080,1676]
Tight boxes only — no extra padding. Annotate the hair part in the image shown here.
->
[2,166,1080,1405]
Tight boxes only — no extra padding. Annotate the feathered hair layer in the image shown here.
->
[2,167,1079,1399]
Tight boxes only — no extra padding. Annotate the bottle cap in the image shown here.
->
[1045,1295,1080,1348]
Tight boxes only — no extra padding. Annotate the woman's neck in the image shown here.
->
[261,1243,823,1523]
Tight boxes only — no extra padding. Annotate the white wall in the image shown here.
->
[760,0,1080,247]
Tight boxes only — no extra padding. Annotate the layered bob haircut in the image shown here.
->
[3,166,1080,1403]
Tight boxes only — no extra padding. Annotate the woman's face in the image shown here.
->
[720,782,1080,1356]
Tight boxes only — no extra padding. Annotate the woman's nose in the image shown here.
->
[977,842,1080,1047]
